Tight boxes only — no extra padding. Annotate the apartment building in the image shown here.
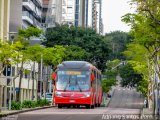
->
[46,0,103,34]
[9,0,43,33]
[0,0,10,111]
[92,0,103,34]
[0,0,10,40]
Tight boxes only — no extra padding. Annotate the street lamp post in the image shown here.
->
[8,32,17,110]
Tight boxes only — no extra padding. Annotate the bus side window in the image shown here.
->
[91,70,96,88]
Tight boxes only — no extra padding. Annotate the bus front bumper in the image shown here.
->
[54,97,92,105]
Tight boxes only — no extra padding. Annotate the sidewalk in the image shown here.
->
[102,86,116,107]
[142,108,153,115]
[0,105,55,117]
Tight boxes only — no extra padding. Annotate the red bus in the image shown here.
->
[52,61,103,109]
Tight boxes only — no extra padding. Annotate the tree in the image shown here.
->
[102,78,116,93]
[102,60,119,93]
[43,24,110,72]
[106,59,121,70]
[26,45,66,99]
[122,0,160,80]
[25,44,44,100]
[0,42,12,75]
[42,45,66,66]
[104,31,132,60]
[64,45,90,61]
[119,64,143,88]
[0,41,13,112]
[15,27,43,101]
[122,43,150,96]
[18,27,43,40]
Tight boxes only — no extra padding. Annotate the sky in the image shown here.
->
[102,0,136,34]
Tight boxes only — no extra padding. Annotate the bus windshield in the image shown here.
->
[56,71,90,91]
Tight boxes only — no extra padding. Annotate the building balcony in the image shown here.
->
[23,0,42,18]
[23,0,35,11]
[22,11,34,25]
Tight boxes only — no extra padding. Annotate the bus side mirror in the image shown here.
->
[52,72,57,81]
[91,73,95,81]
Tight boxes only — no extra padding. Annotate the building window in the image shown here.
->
[67,8,73,14]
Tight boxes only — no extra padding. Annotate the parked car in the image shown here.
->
[42,93,53,105]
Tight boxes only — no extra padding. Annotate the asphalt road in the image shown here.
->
[108,87,144,109]
[2,87,144,120]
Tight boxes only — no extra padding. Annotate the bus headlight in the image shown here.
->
[84,92,91,98]
[55,92,62,97]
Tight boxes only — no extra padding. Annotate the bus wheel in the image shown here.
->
[86,105,90,109]
[91,105,95,109]
[97,104,100,107]
[95,104,98,107]
[86,105,94,109]
[58,104,62,108]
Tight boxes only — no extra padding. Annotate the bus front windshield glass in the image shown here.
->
[56,71,90,91]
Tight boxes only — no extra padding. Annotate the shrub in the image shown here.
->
[37,99,50,107]
[22,100,37,108]
[11,101,22,110]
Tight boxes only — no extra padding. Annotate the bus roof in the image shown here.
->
[57,61,100,72]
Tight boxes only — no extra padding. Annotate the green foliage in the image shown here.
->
[123,43,148,63]
[104,31,132,60]
[0,42,12,65]
[102,78,116,92]
[18,27,43,40]
[25,44,44,62]
[137,79,149,97]
[37,99,50,107]
[119,64,143,87]
[43,24,109,72]
[122,0,160,78]
[102,68,117,93]
[22,100,37,108]
[64,45,90,61]
[11,99,50,110]
[105,70,118,79]
[106,59,121,70]
[43,45,66,66]
[11,101,22,110]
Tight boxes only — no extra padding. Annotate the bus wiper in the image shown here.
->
[63,75,71,92]
[76,78,82,92]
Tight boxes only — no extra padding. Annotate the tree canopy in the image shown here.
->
[122,0,160,79]
[104,31,132,60]
[42,24,110,72]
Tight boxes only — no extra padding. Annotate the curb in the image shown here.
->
[0,105,56,117]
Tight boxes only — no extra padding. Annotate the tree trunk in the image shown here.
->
[17,61,24,102]
[32,62,35,100]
